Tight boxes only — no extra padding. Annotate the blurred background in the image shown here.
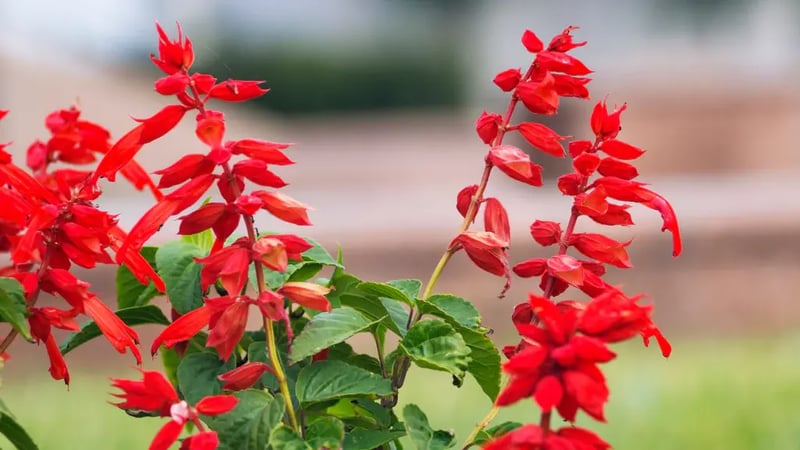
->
[1,0,799,448]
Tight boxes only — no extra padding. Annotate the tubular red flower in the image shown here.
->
[228,139,293,165]
[83,295,142,364]
[456,184,478,218]
[475,111,502,145]
[151,306,211,355]
[209,80,269,102]
[253,190,312,226]
[568,233,632,268]
[521,29,544,53]
[206,296,250,360]
[218,362,273,391]
[517,122,566,157]
[493,68,522,92]
[278,282,332,312]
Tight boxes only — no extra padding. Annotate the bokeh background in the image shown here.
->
[1,1,799,448]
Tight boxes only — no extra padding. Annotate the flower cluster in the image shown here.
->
[439,27,681,448]
[0,105,163,384]
[111,370,237,450]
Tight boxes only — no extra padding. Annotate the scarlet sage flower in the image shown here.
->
[277,282,332,312]
[111,370,236,450]
[209,79,269,102]
[218,362,273,391]
[252,190,312,226]
[488,145,543,186]
[483,424,610,450]
[151,22,195,75]
[475,111,502,145]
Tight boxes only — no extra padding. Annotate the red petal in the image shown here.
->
[552,74,591,98]
[475,111,502,145]
[512,258,547,278]
[530,220,562,246]
[517,122,566,157]
[195,395,238,416]
[154,154,214,189]
[209,80,269,102]
[493,68,522,92]
[483,198,510,243]
[456,184,478,219]
[196,112,225,148]
[597,157,638,180]
[149,419,184,450]
[218,362,273,391]
[568,233,632,268]
[206,300,249,360]
[534,375,563,412]
[229,139,293,165]
[151,306,211,355]
[516,74,560,115]
[180,431,220,450]
[117,199,180,263]
[178,203,227,235]
[232,160,287,188]
[599,139,645,160]
[535,51,591,76]
[488,145,543,187]
[573,152,601,176]
[278,282,332,312]
[547,254,585,287]
[83,295,142,364]
[521,29,544,52]
[253,191,312,226]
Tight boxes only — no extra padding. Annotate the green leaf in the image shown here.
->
[155,241,205,314]
[287,262,323,283]
[290,308,384,362]
[417,295,480,329]
[269,425,311,450]
[301,238,342,267]
[417,295,501,401]
[176,352,234,405]
[403,404,455,450]
[343,429,406,450]
[357,279,419,306]
[328,342,383,374]
[181,228,214,253]
[116,246,160,309]
[400,320,471,383]
[0,278,30,341]
[460,328,501,401]
[205,390,284,450]
[381,298,410,337]
[306,416,345,449]
[295,360,393,405]
[0,399,38,450]
[472,421,522,446]
[59,305,169,355]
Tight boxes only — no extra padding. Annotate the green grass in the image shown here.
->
[2,334,799,449]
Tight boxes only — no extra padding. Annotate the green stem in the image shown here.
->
[461,404,500,449]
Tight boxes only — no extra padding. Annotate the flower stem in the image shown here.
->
[461,403,500,449]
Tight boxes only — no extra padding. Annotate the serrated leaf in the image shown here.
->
[205,390,284,450]
[400,320,471,383]
[269,425,311,450]
[343,428,406,450]
[306,416,345,449]
[381,298,410,337]
[116,246,160,309]
[460,328,501,401]
[418,294,481,329]
[301,238,342,267]
[417,295,501,401]
[295,360,393,405]
[290,308,383,362]
[358,280,418,306]
[176,352,234,404]
[0,399,38,450]
[155,241,205,314]
[181,228,214,253]
[0,278,30,341]
[403,404,455,450]
[59,305,169,355]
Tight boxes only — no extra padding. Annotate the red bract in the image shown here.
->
[456,184,479,218]
[483,198,511,243]
[253,190,312,226]
[475,111,502,145]
[488,145,543,186]
[278,282,332,312]
[568,233,632,268]
[451,231,509,278]
[494,68,522,92]
[228,139,294,165]
[209,79,269,102]
[515,74,560,115]
[517,122,566,157]
[111,371,235,450]
[218,362,273,391]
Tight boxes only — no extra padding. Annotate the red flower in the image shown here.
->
[515,73,560,115]
[483,424,610,450]
[196,240,251,295]
[590,101,625,140]
[151,23,195,75]
[278,282,332,312]
[228,139,293,165]
[206,296,251,360]
[568,233,632,268]
[451,231,509,277]
[218,362,274,391]
[111,370,236,450]
[252,190,312,226]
